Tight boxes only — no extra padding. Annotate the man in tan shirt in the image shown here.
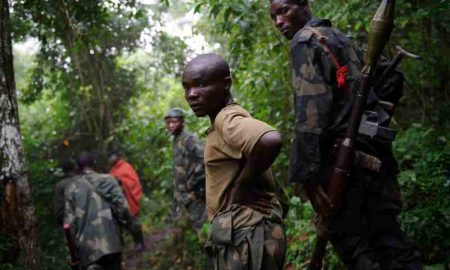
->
[182,53,286,270]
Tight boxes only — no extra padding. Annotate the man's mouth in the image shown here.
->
[281,27,290,36]
[190,104,202,110]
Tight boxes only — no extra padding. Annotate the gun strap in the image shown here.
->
[307,26,350,95]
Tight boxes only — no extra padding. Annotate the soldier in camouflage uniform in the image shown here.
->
[183,54,286,270]
[53,158,78,227]
[165,108,207,233]
[269,0,422,269]
[64,152,135,270]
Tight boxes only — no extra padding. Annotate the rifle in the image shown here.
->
[307,1,397,269]
[63,223,80,270]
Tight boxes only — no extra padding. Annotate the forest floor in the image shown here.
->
[123,229,174,270]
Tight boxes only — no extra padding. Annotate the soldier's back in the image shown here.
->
[65,171,123,266]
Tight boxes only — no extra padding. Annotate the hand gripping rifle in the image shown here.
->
[63,223,80,270]
[307,1,397,269]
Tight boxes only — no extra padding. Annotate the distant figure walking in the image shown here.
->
[108,149,145,251]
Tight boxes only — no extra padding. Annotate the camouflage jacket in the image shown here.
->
[173,130,205,206]
[53,172,78,226]
[64,170,133,266]
[289,18,365,184]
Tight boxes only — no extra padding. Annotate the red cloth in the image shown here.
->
[337,65,350,94]
[110,159,143,217]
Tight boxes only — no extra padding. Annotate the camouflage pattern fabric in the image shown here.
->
[205,204,286,270]
[53,172,78,226]
[289,18,364,185]
[289,18,422,269]
[171,130,207,231]
[64,170,133,267]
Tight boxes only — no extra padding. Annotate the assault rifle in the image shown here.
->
[306,1,420,269]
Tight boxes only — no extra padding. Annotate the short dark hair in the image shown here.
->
[59,158,76,173]
[77,151,95,169]
[107,149,121,158]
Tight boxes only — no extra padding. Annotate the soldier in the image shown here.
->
[108,149,145,251]
[165,108,207,234]
[64,152,135,270]
[53,158,79,227]
[269,0,422,269]
[183,53,286,270]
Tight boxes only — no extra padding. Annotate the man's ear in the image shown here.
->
[224,76,232,91]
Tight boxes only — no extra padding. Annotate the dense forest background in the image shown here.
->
[1,0,449,269]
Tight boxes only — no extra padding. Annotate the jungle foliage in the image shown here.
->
[1,0,449,269]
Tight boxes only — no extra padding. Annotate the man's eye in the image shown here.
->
[280,7,289,14]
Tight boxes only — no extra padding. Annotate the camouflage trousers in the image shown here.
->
[205,206,286,270]
[323,164,422,270]
[171,199,207,234]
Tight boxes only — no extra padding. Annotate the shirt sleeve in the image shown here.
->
[289,41,333,184]
[217,110,276,157]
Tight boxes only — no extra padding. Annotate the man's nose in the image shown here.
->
[186,87,199,99]
[276,16,284,28]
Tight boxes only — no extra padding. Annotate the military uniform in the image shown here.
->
[64,170,134,270]
[204,104,286,270]
[289,18,422,269]
[171,130,207,232]
[53,172,78,226]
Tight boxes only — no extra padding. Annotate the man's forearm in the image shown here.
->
[235,131,282,187]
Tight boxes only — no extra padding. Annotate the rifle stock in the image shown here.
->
[308,0,396,268]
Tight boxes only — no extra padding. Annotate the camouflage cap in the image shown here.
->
[164,108,184,119]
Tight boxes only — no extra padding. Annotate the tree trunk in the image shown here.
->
[0,0,39,268]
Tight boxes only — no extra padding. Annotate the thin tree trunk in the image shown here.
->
[0,0,39,268]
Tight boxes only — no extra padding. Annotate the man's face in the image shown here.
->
[269,0,308,40]
[165,117,183,135]
[182,62,229,118]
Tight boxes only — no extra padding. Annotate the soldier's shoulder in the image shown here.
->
[182,131,197,141]
[86,173,117,185]
[64,179,80,196]
[291,27,315,46]
[214,104,250,130]
[327,27,354,49]
[291,26,352,49]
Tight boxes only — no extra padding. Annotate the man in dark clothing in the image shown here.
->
[108,150,146,252]
[53,158,79,226]
[269,0,422,269]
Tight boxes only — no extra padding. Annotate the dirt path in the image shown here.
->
[123,228,175,270]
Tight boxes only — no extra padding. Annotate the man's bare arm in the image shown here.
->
[227,130,282,213]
